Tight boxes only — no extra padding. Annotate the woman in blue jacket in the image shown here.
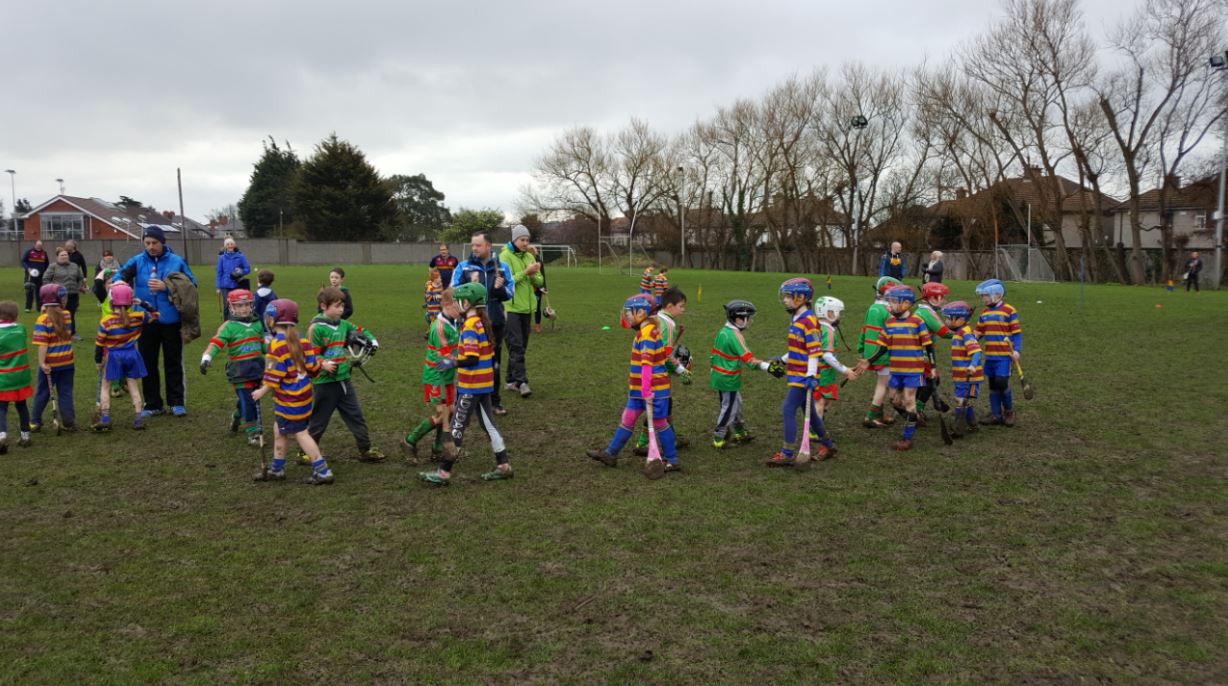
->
[215,237,251,320]
[116,226,197,418]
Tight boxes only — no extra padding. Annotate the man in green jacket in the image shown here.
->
[499,225,544,398]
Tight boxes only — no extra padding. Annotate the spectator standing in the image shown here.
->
[499,225,545,398]
[21,240,48,312]
[215,237,251,320]
[452,231,513,414]
[42,247,86,339]
[430,244,459,288]
[922,250,945,284]
[1183,251,1203,292]
[93,250,122,304]
[879,241,906,280]
[117,226,197,417]
[64,240,88,284]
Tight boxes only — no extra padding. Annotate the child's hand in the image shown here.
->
[251,387,268,402]
[1010,350,1020,362]
[40,363,51,375]
[843,369,858,383]
[321,359,338,373]
[854,358,869,372]
[434,357,457,371]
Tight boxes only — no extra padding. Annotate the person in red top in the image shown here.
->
[429,244,459,289]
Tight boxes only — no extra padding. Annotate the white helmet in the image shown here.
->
[815,296,845,321]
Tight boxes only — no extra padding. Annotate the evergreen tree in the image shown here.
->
[293,133,394,241]
[439,208,505,243]
[238,137,301,238]
[384,173,452,241]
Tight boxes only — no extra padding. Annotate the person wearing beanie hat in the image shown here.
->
[116,226,197,418]
[499,225,544,400]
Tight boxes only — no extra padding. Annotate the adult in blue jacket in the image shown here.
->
[214,237,251,320]
[879,241,906,280]
[117,226,198,418]
[451,230,514,414]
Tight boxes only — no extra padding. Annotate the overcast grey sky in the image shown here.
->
[2,0,1132,221]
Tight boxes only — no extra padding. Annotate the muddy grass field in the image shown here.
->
[1,264,1225,684]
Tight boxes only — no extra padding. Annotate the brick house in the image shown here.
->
[21,195,210,242]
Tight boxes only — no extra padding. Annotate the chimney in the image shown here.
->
[162,210,174,220]
[1023,165,1041,179]
[955,188,967,200]
[1164,174,1181,189]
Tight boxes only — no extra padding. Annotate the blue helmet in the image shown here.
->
[975,279,1005,301]
[779,277,814,300]
[622,294,654,314]
[941,300,973,319]
[885,285,916,304]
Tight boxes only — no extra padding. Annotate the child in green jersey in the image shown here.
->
[709,299,771,449]
[401,287,463,462]
[200,289,267,445]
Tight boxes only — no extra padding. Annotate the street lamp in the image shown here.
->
[1211,50,1227,289]
[848,116,869,275]
[55,178,64,195]
[4,170,15,237]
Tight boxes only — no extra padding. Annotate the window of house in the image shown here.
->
[40,213,86,241]
[1194,213,1207,229]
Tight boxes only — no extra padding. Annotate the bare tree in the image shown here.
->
[523,126,616,255]
[1097,0,1226,282]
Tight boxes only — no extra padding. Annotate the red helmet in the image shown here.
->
[226,289,254,306]
[39,283,67,306]
[265,298,299,326]
[920,282,950,300]
[110,283,134,307]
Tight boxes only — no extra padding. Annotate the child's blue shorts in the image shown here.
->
[953,381,981,399]
[276,416,309,435]
[983,358,1012,378]
[888,372,923,389]
[105,347,147,381]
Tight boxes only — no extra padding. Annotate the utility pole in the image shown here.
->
[1212,50,1228,289]
[4,170,16,238]
[177,168,188,257]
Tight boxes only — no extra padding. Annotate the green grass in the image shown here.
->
[1,265,1226,684]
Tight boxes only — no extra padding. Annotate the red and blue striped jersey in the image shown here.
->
[975,302,1021,359]
[96,309,157,352]
[950,326,984,382]
[424,280,443,316]
[785,307,822,388]
[628,319,670,399]
[640,268,654,294]
[652,273,669,300]
[881,313,932,375]
[262,333,321,421]
[456,314,494,394]
[32,311,74,370]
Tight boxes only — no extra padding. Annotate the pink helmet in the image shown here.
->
[110,283,135,307]
[39,283,67,306]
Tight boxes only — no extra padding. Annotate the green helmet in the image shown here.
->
[452,282,487,306]
[874,276,902,295]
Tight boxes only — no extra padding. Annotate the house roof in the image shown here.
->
[1119,175,1220,213]
[21,195,213,239]
[929,173,1121,216]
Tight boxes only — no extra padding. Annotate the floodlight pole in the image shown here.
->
[1213,51,1228,289]
[177,168,188,256]
[677,166,686,268]
[848,115,868,275]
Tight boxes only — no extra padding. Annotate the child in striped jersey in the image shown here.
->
[811,296,859,423]
[876,286,936,452]
[974,279,1022,427]
[94,284,158,431]
[32,284,76,432]
[423,269,443,332]
[586,293,678,479]
[418,282,515,486]
[652,267,670,306]
[633,287,692,456]
[200,289,266,445]
[0,301,34,451]
[401,287,462,463]
[941,301,984,438]
[640,263,656,295]
[251,299,338,485]
[766,278,837,466]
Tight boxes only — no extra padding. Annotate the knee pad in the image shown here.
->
[989,375,1009,393]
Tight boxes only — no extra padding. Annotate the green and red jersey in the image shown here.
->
[709,323,754,392]
[204,318,265,383]
[857,300,890,365]
[0,323,33,393]
[422,314,460,387]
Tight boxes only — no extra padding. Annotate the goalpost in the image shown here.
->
[534,244,577,268]
[995,244,1056,282]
